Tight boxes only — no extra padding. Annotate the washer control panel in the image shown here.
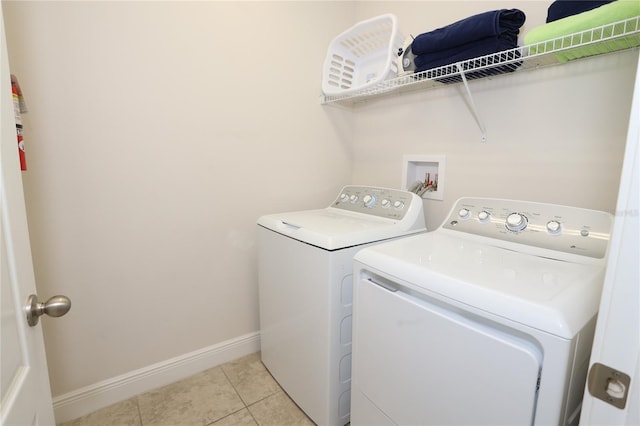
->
[443,197,612,259]
[332,186,418,220]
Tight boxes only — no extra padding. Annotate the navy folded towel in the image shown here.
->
[412,9,526,55]
[546,0,615,23]
[414,36,519,72]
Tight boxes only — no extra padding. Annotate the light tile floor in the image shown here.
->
[58,352,315,426]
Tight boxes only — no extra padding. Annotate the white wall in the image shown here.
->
[3,0,355,399]
[3,0,638,418]
[351,1,637,230]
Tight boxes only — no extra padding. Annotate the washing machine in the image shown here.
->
[257,185,426,426]
[351,197,612,426]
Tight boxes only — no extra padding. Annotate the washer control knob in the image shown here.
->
[381,199,391,208]
[339,193,349,202]
[363,194,377,208]
[458,208,471,220]
[478,211,491,222]
[349,194,359,203]
[393,200,405,210]
[546,220,562,235]
[505,213,528,232]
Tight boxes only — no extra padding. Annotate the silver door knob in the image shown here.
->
[26,294,71,327]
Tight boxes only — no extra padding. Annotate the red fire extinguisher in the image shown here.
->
[11,75,26,171]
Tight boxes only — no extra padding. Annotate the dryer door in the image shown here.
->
[351,276,543,426]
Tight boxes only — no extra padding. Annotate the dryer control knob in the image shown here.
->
[381,199,391,208]
[458,208,471,220]
[393,200,405,210]
[349,194,359,203]
[363,194,377,208]
[339,193,349,202]
[478,211,491,222]
[546,220,562,235]
[505,213,528,232]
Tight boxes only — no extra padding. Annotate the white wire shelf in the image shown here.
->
[320,16,640,105]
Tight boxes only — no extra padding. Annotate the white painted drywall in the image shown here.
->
[3,0,355,398]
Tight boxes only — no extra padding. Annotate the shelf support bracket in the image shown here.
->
[456,63,487,143]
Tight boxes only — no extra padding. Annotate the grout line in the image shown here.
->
[213,359,261,426]
[219,362,249,407]
[204,406,255,426]
[135,396,144,426]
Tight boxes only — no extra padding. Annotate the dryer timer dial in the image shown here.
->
[363,194,377,208]
[505,213,528,232]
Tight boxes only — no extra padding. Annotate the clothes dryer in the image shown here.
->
[257,186,426,426]
[351,197,612,426]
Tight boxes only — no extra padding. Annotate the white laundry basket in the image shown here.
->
[322,14,403,96]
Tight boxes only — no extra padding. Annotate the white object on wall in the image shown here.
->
[402,155,446,201]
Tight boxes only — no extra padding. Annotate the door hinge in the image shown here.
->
[587,362,631,409]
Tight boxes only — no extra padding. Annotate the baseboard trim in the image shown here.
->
[52,332,261,424]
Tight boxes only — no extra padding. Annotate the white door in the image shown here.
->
[0,6,56,425]
[580,55,640,426]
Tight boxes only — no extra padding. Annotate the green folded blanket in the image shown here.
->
[524,0,640,62]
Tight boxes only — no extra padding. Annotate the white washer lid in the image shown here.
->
[258,208,422,251]
[355,231,605,339]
